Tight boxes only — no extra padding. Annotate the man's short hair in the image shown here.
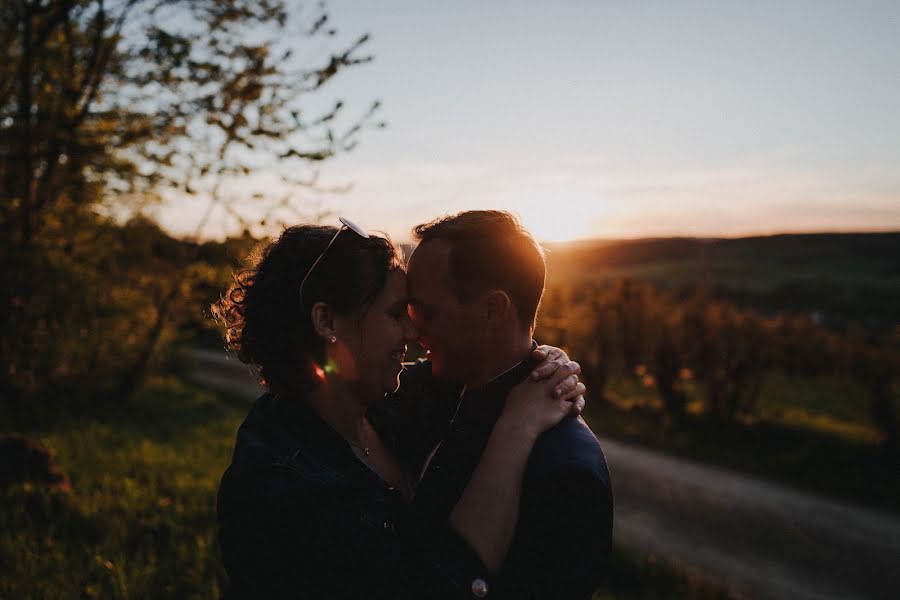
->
[413,210,546,330]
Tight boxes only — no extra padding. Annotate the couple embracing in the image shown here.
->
[215,210,613,599]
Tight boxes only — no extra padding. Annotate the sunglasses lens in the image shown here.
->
[339,216,369,239]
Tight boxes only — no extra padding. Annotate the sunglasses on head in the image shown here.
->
[298,217,369,307]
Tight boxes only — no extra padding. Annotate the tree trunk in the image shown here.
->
[111,285,180,402]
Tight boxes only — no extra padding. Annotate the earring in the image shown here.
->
[329,336,337,344]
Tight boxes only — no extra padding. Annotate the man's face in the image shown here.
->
[406,239,485,382]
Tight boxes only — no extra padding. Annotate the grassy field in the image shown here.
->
[594,548,730,600]
[1,377,729,600]
[0,378,239,599]
[590,372,899,514]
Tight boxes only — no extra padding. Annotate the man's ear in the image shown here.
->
[310,302,336,341]
[482,290,512,326]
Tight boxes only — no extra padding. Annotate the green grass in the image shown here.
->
[593,547,732,600]
[603,370,889,443]
[1,377,730,599]
[0,377,244,600]
[587,374,899,514]
[754,372,881,441]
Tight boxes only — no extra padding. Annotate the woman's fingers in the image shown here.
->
[568,394,586,415]
[550,373,577,398]
[548,361,581,391]
[531,353,576,381]
[558,382,586,406]
[533,345,562,362]
[530,345,572,380]
[531,357,563,380]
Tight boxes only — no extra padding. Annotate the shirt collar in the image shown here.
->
[453,340,540,427]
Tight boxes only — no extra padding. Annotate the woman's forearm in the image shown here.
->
[448,417,539,571]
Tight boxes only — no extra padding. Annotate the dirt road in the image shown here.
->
[605,436,900,599]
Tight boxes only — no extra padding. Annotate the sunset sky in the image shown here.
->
[155,0,900,243]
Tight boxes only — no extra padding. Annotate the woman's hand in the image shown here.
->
[501,350,587,442]
[529,344,586,405]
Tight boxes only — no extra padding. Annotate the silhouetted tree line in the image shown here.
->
[537,279,900,447]
[544,233,900,335]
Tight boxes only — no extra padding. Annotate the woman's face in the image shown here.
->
[332,269,417,400]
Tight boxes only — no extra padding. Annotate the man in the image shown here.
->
[394,210,613,599]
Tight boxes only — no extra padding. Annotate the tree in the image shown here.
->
[1,0,380,405]
[653,319,688,420]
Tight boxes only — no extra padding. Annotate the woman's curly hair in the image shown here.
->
[212,224,403,393]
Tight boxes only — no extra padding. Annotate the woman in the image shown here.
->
[214,221,585,599]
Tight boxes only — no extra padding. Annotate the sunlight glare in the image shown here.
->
[513,191,603,243]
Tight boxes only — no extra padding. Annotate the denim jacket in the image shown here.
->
[217,391,491,599]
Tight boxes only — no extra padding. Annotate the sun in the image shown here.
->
[513,193,602,243]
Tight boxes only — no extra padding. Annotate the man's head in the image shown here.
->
[406,210,546,382]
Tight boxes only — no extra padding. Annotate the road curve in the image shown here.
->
[605,436,900,600]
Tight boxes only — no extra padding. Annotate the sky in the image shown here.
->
[155,0,900,243]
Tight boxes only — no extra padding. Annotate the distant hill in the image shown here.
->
[542,232,900,335]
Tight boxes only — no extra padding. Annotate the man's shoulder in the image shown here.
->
[527,416,611,491]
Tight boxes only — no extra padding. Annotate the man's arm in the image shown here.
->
[495,420,614,599]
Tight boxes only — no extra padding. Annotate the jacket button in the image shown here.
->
[471,578,489,597]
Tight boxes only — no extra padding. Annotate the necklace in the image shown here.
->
[351,443,371,457]
[349,418,371,456]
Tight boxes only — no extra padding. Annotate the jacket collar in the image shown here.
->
[233,390,368,471]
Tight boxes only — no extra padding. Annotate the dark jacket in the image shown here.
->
[395,354,614,599]
[217,391,492,599]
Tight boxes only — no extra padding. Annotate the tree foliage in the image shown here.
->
[537,279,900,446]
[1,0,378,406]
